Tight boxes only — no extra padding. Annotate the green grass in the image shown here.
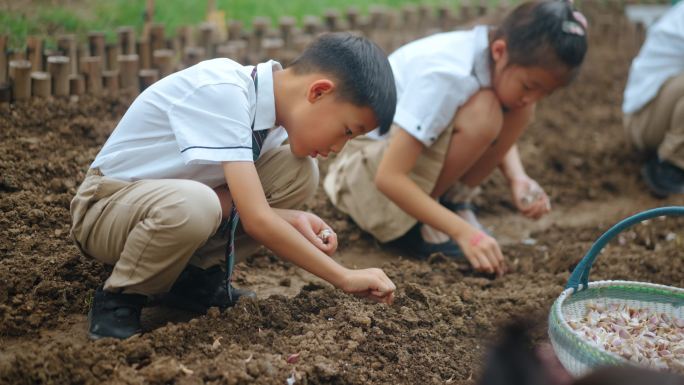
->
[3,0,501,48]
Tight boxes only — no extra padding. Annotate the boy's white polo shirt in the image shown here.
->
[369,26,491,146]
[91,59,288,187]
[623,2,684,114]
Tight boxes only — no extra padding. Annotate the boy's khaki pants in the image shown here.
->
[70,145,318,296]
[624,72,684,169]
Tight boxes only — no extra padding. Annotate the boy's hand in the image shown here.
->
[456,228,506,277]
[511,176,551,220]
[280,210,338,256]
[339,268,396,305]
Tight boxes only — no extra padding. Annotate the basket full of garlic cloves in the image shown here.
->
[548,206,684,377]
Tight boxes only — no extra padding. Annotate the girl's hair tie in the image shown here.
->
[572,10,588,30]
[562,20,585,36]
[563,0,589,33]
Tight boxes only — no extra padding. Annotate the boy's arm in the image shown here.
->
[223,161,395,303]
[375,126,504,276]
[272,208,338,256]
[499,145,551,219]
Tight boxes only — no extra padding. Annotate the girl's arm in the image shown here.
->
[499,144,527,181]
[375,125,504,275]
[500,145,551,219]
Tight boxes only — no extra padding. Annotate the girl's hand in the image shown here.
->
[339,268,396,304]
[289,211,338,256]
[456,227,506,277]
[511,176,551,220]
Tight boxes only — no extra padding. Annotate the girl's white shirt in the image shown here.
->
[367,25,492,146]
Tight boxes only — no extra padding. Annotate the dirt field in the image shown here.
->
[2,6,684,385]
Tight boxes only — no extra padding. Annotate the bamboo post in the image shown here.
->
[216,44,238,61]
[106,43,119,71]
[9,60,32,100]
[31,72,51,97]
[356,15,372,38]
[69,74,85,95]
[369,6,388,49]
[57,35,78,75]
[47,56,70,96]
[198,22,216,58]
[251,17,270,58]
[498,0,511,13]
[27,36,43,72]
[176,26,194,55]
[262,38,284,62]
[118,54,140,95]
[437,5,452,31]
[417,5,432,34]
[401,5,418,41]
[460,0,473,23]
[183,47,206,68]
[477,0,487,16]
[279,16,296,50]
[117,26,136,55]
[152,49,174,78]
[80,56,103,95]
[228,40,248,64]
[143,0,155,40]
[303,15,322,36]
[227,20,243,41]
[0,35,7,85]
[139,68,159,91]
[293,34,314,53]
[324,9,342,32]
[103,70,119,95]
[137,39,152,69]
[385,10,400,52]
[150,23,166,51]
[346,7,360,30]
[88,31,106,58]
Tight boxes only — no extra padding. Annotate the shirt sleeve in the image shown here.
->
[168,83,254,164]
[394,69,480,147]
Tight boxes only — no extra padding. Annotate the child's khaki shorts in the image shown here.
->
[324,125,454,243]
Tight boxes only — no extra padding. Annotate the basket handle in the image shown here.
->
[566,206,684,292]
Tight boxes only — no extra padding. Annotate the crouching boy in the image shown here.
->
[70,33,398,340]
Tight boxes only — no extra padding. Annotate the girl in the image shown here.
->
[324,0,588,276]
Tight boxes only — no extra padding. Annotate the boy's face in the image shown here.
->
[287,79,378,158]
[490,39,566,110]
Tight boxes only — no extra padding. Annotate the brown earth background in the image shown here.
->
[2,5,684,385]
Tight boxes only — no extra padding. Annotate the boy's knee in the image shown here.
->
[455,90,503,142]
[154,180,222,243]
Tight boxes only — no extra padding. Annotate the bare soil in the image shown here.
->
[2,6,684,385]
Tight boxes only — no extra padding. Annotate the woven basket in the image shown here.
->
[548,206,684,377]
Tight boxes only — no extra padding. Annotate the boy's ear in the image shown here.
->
[307,79,335,103]
[490,39,508,64]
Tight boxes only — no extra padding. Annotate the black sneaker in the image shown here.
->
[641,156,684,198]
[88,287,147,340]
[393,223,465,261]
[156,265,256,313]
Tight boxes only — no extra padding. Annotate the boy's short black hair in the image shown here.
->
[288,32,397,135]
[493,0,588,82]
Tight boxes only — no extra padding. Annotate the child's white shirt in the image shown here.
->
[623,2,684,115]
[91,59,287,187]
[367,25,492,146]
